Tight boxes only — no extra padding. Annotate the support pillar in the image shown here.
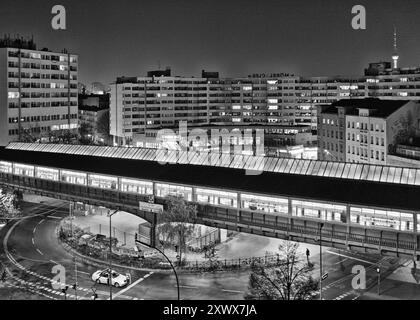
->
[150,214,157,248]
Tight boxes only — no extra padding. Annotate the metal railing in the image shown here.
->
[1,173,418,255]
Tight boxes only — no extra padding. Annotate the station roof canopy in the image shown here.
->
[1,142,420,212]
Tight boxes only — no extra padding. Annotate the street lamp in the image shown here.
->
[108,209,118,301]
[69,202,78,300]
[154,244,180,301]
[135,235,180,300]
[376,266,381,296]
[319,222,324,301]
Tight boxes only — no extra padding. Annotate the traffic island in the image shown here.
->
[56,217,284,274]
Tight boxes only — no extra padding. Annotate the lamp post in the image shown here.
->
[69,202,78,300]
[135,236,180,300]
[154,245,180,301]
[377,266,381,296]
[319,222,324,301]
[108,209,118,301]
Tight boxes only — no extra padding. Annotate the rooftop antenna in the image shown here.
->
[392,25,399,69]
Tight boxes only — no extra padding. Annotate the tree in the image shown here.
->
[391,112,416,151]
[244,242,319,300]
[0,188,22,220]
[203,241,220,271]
[157,196,197,265]
[78,122,94,145]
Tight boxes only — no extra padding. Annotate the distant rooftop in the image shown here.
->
[0,35,36,50]
[322,98,411,118]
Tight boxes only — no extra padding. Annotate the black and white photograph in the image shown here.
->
[0,0,419,314]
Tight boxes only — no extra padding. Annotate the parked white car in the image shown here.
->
[91,269,129,288]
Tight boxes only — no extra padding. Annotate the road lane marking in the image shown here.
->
[111,272,154,300]
[221,289,243,294]
[326,250,376,265]
[46,216,62,220]
[177,285,198,289]
[31,238,35,245]
[36,248,44,256]
[333,258,349,265]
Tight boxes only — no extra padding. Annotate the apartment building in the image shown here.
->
[110,69,320,146]
[111,58,420,147]
[317,105,347,162]
[0,37,78,146]
[318,99,420,165]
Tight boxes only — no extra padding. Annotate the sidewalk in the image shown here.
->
[359,278,420,300]
[387,260,420,284]
[217,233,319,260]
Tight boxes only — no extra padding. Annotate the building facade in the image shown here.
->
[0,37,78,146]
[318,99,420,165]
[110,62,420,148]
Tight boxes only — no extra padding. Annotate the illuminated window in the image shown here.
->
[241,193,288,214]
[155,183,192,201]
[29,53,41,59]
[292,200,346,223]
[350,207,414,232]
[8,92,19,99]
[196,188,237,208]
[14,164,34,177]
[61,170,87,185]
[36,167,59,181]
[0,161,12,174]
[120,178,153,195]
[89,174,118,190]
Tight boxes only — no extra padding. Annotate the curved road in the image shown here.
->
[0,198,402,300]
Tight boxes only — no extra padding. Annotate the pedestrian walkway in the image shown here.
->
[216,233,320,260]
[387,261,420,284]
[359,278,420,300]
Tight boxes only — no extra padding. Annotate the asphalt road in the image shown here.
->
[0,198,405,301]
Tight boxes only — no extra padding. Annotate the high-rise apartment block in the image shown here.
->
[110,70,318,146]
[0,37,78,146]
[110,61,420,147]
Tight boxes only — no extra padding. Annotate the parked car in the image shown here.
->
[91,269,129,288]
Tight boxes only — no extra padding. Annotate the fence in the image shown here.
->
[181,254,285,271]
[59,220,286,272]
[186,228,220,250]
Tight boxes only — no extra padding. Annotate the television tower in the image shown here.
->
[392,26,399,69]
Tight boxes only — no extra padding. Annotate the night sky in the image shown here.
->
[1,0,420,85]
